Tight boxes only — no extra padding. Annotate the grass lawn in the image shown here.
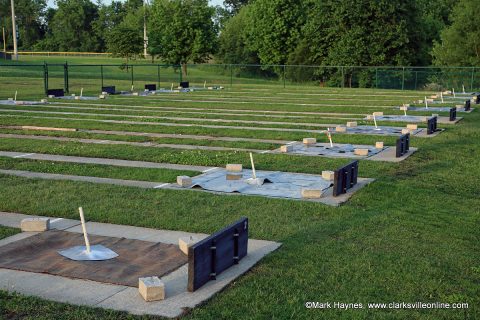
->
[0,83,478,319]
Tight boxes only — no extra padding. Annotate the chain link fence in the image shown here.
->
[0,63,478,97]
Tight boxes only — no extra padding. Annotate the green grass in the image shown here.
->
[0,225,20,239]
[0,157,199,182]
[0,85,478,319]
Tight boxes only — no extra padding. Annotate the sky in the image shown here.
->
[46,0,224,8]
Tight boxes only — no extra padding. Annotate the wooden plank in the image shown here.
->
[188,217,248,292]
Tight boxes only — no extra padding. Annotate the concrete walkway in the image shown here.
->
[0,211,281,318]
[55,101,370,116]
[0,113,329,134]
[0,151,212,172]
[2,125,293,144]
[0,108,346,128]
[0,133,264,153]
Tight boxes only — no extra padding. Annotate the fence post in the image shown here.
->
[402,67,405,90]
[414,71,418,90]
[179,64,182,83]
[471,67,475,91]
[64,61,69,93]
[157,64,160,88]
[131,65,134,87]
[43,62,48,95]
[100,65,104,89]
[341,66,344,89]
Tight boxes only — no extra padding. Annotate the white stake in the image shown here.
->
[249,152,257,180]
[403,105,407,116]
[14,90,17,101]
[327,129,333,147]
[441,91,444,103]
[462,84,465,93]
[453,88,455,98]
[425,96,428,109]
[204,80,206,88]
[80,88,83,97]
[373,113,378,129]
[171,83,174,91]
[131,85,134,92]
[78,207,91,254]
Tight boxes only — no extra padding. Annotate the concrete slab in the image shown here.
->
[328,125,423,137]
[365,115,459,124]
[0,212,281,318]
[368,147,418,162]
[268,142,382,159]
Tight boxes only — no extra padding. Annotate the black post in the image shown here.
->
[43,62,48,95]
[64,62,69,93]
[100,65,104,89]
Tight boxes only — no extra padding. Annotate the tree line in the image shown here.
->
[0,0,478,72]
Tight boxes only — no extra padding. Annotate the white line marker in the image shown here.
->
[153,183,169,189]
[13,153,35,158]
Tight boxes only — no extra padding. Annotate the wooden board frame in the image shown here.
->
[188,217,248,292]
[333,160,359,197]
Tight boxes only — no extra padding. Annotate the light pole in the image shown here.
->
[143,0,148,58]
[10,0,18,60]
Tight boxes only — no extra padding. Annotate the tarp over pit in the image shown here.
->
[364,115,430,123]
[54,96,99,100]
[330,125,421,136]
[188,169,332,199]
[0,230,187,287]
[0,100,47,106]
[400,106,470,112]
[274,142,382,157]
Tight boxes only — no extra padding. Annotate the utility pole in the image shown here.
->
[143,0,148,58]
[3,27,6,53]
[10,0,18,60]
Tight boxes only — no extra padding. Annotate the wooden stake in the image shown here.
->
[249,152,256,180]
[78,207,91,253]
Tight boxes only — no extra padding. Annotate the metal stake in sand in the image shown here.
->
[58,207,118,261]
[453,88,456,98]
[80,88,83,98]
[402,104,407,116]
[462,84,465,94]
[204,80,206,88]
[14,90,17,101]
[131,84,134,92]
[424,96,428,109]
[441,91,444,103]
[171,83,174,91]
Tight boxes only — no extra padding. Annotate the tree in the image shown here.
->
[217,5,258,65]
[49,0,100,51]
[92,1,128,51]
[433,0,480,66]
[148,0,217,76]
[107,24,143,64]
[244,0,306,67]
[223,0,249,15]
